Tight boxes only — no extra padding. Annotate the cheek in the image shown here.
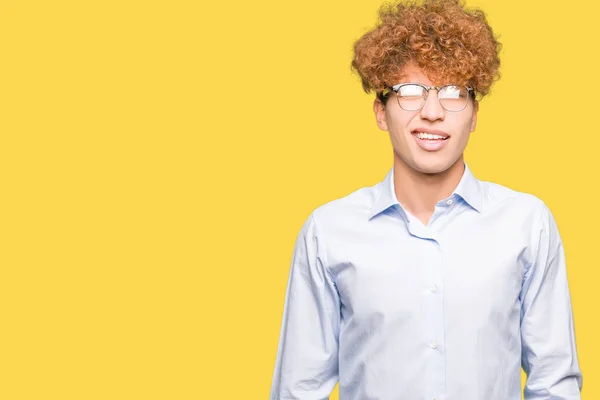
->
[385,110,415,137]
[459,132,471,146]
[387,121,413,150]
[453,114,476,140]
[453,123,473,148]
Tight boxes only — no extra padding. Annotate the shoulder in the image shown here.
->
[299,180,383,236]
[480,180,549,218]
[292,183,380,263]
[312,182,379,221]
[479,180,560,249]
[477,180,564,269]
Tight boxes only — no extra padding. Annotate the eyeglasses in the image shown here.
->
[386,83,474,112]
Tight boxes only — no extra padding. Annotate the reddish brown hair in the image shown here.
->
[351,0,501,101]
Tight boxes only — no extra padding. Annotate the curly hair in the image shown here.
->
[351,0,501,102]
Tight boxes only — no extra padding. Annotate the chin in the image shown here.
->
[395,147,463,176]
[412,158,457,175]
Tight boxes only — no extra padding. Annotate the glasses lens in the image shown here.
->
[397,84,426,111]
[438,85,469,111]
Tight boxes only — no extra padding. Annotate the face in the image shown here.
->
[374,64,478,175]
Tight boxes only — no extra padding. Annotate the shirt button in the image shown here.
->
[446,199,453,205]
[430,285,437,293]
[430,341,438,349]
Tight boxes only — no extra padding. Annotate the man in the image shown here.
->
[270,0,583,399]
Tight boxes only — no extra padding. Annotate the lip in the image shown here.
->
[411,129,450,152]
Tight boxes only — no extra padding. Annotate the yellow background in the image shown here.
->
[0,0,596,398]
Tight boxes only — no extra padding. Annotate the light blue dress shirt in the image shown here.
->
[270,163,582,400]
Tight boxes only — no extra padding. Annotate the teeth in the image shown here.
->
[415,132,446,140]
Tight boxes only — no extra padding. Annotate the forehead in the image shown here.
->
[395,63,443,85]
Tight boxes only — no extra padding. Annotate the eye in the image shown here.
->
[399,84,426,97]
[439,85,467,99]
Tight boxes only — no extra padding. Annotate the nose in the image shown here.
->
[419,89,445,121]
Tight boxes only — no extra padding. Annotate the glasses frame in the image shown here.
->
[388,83,475,112]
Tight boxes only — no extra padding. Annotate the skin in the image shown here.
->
[373,63,478,226]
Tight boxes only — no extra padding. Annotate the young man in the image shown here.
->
[270,0,583,399]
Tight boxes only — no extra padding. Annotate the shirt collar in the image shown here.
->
[368,168,400,220]
[453,162,483,213]
[368,162,483,220]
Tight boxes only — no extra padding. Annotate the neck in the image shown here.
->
[393,154,465,224]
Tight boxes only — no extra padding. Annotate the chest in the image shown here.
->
[327,218,528,323]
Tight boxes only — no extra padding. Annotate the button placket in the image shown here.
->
[429,239,446,398]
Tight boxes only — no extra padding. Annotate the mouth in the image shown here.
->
[411,129,450,151]
[411,129,450,141]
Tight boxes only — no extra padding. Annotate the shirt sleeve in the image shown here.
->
[270,213,341,400]
[520,202,583,399]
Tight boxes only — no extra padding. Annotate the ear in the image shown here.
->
[374,98,389,131]
[470,100,479,132]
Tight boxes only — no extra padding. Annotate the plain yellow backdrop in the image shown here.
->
[0,0,596,399]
